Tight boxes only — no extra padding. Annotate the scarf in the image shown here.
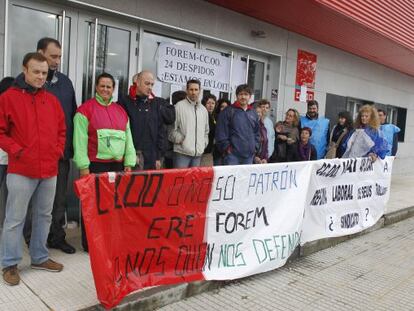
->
[129,84,156,100]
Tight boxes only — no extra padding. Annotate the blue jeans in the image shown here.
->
[173,153,201,168]
[1,174,56,268]
[224,153,254,165]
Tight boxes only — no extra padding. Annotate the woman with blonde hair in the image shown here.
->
[342,105,388,161]
[269,108,300,162]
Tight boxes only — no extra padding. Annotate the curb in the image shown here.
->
[85,205,414,311]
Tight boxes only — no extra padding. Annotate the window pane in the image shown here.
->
[83,23,130,102]
[9,5,70,76]
[248,59,264,100]
[397,107,407,142]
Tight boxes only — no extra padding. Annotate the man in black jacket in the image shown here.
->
[119,71,175,170]
[25,38,77,254]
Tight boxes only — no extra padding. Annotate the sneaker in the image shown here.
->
[2,265,20,286]
[31,259,63,272]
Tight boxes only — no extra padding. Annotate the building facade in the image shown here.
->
[0,0,413,175]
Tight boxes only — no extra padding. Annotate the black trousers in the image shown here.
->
[48,159,70,245]
[24,159,70,245]
[81,161,124,251]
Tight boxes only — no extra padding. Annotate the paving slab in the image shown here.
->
[159,217,414,311]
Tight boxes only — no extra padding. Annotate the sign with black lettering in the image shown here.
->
[75,168,214,309]
[157,43,231,92]
[301,157,394,244]
[203,162,311,280]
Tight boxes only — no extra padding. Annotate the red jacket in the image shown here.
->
[0,78,66,178]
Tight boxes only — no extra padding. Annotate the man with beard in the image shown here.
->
[300,100,330,159]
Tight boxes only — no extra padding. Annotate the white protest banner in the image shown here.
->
[157,42,231,92]
[300,157,394,244]
[76,157,393,308]
[203,162,312,280]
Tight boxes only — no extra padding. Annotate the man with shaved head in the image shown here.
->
[119,71,175,170]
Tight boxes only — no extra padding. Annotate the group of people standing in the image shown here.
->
[199,90,398,168]
[0,36,399,287]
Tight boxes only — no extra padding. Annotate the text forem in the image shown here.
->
[216,207,269,233]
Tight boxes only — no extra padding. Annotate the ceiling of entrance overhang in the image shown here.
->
[207,0,414,77]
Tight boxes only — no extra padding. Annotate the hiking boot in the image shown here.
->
[3,265,20,286]
[31,259,63,272]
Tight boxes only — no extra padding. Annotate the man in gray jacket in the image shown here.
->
[169,79,209,168]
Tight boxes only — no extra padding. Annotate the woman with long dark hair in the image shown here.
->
[326,111,353,158]
[201,94,217,166]
[213,98,231,165]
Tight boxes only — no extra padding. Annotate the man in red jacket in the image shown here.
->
[0,52,66,286]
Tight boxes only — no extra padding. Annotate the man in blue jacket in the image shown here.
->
[215,84,259,165]
[378,109,400,156]
[300,100,330,159]
[24,38,77,254]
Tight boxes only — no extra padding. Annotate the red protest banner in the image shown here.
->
[74,168,214,309]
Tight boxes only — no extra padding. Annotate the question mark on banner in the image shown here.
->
[329,216,334,231]
[365,208,369,221]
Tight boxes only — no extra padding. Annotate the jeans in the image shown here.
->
[1,174,56,268]
[224,153,254,165]
[24,160,70,245]
[173,153,201,168]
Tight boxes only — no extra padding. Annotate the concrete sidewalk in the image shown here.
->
[0,174,413,311]
[159,215,414,311]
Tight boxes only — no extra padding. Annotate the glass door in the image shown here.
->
[76,14,138,103]
[6,0,76,77]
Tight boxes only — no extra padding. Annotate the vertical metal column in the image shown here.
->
[228,51,234,102]
[60,10,66,73]
[91,18,98,98]
[245,55,250,83]
[3,0,9,76]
